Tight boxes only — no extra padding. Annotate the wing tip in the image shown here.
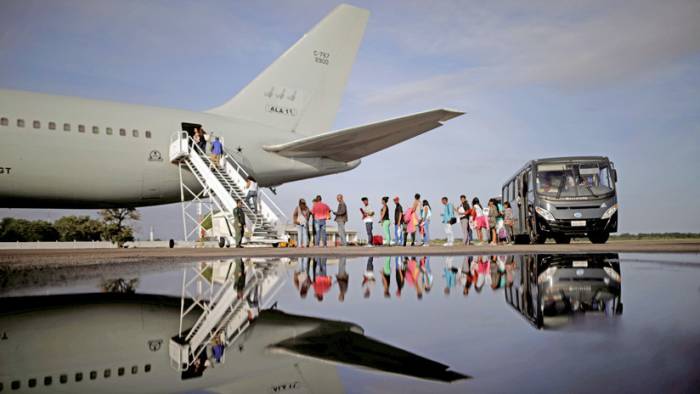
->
[440,108,466,121]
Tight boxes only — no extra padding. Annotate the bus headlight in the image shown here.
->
[601,204,618,220]
[535,207,555,222]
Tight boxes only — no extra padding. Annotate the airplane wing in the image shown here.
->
[262,109,464,162]
[269,328,470,382]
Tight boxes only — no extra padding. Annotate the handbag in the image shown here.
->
[449,217,457,225]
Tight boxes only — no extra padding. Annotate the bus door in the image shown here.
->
[517,172,528,234]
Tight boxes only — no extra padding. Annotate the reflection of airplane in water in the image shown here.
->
[505,254,623,329]
[0,259,467,393]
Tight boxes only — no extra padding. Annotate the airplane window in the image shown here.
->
[0,117,8,126]
[28,378,37,388]
[33,120,40,129]
[117,367,125,376]
[11,381,19,390]
[44,376,52,386]
[17,119,25,128]
[92,126,99,134]
[144,364,151,373]
[63,123,70,132]
[104,369,111,378]
[75,372,82,382]
[59,374,67,384]
[132,129,139,137]
[131,366,138,375]
[89,371,97,380]
[119,128,126,137]
[48,121,56,130]
[78,125,86,133]
[106,127,113,135]
[145,130,152,139]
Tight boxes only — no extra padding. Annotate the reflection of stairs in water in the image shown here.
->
[169,131,286,244]
[168,260,284,372]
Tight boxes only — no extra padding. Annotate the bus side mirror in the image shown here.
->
[611,169,618,183]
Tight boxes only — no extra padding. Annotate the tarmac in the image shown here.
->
[0,240,698,271]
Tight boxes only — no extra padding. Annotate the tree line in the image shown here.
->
[0,208,140,246]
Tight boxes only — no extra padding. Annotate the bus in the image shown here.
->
[502,156,618,244]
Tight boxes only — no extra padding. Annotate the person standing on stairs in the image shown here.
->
[210,136,223,169]
[233,199,246,248]
[245,176,259,212]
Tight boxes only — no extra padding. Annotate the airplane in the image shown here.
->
[0,293,468,393]
[0,4,463,209]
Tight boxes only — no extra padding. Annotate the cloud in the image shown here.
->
[359,0,700,106]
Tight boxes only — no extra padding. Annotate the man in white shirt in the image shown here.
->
[245,176,259,211]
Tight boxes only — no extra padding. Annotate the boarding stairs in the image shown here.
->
[169,132,287,245]
[169,260,285,372]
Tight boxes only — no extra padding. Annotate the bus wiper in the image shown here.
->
[555,174,566,199]
[585,184,598,198]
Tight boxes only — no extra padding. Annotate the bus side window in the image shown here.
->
[510,180,516,201]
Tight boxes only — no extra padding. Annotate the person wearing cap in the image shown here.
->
[393,196,404,246]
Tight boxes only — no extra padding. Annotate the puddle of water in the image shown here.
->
[1,253,699,393]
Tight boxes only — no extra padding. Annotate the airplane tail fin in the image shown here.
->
[207,4,369,136]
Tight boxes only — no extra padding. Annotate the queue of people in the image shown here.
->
[292,255,513,301]
[291,193,514,247]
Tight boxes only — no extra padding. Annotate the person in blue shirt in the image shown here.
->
[210,136,223,168]
[441,196,456,246]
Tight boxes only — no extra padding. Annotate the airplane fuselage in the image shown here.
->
[0,89,358,208]
[0,294,346,393]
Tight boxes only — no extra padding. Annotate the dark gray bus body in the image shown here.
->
[502,156,618,244]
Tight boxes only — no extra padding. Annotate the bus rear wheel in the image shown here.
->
[588,232,609,244]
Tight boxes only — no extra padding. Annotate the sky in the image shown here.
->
[1,0,699,239]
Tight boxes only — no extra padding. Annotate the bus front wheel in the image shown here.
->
[554,235,571,244]
[588,232,609,244]
[529,228,546,244]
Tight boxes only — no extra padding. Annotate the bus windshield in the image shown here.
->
[536,162,614,199]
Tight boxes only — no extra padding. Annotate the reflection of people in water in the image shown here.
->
[336,257,349,302]
[395,257,406,298]
[406,256,423,299]
[362,256,375,298]
[459,256,474,296]
[474,256,491,293]
[234,258,246,300]
[211,336,224,364]
[420,256,433,293]
[312,257,332,301]
[490,256,507,289]
[297,258,311,299]
[443,256,458,295]
[382,256,391,298]
[505,255,515,288]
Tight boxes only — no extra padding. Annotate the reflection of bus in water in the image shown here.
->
[502,156,619,244]
[505,254,623,329]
